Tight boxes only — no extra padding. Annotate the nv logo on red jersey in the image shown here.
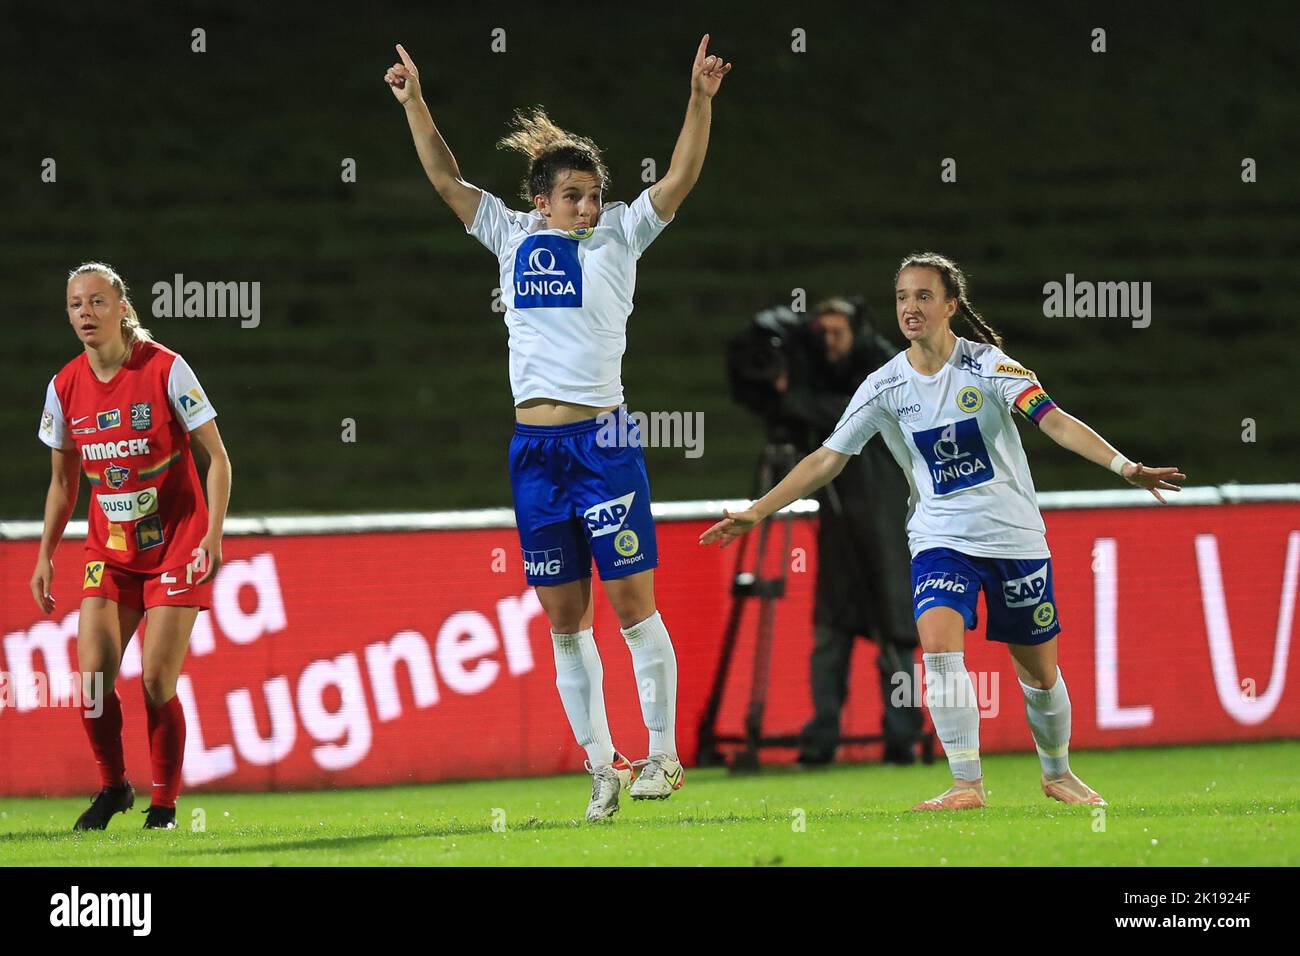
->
[97,408,121,430]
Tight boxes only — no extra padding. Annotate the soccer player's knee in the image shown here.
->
[538,597,584,633]
[140,672,176,706]
[81,669,116,700]
[609,593,656,630]
[916,609,964,653]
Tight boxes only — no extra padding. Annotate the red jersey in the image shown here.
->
[38,339,218,575]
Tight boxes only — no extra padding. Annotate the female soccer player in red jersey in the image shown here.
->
[30,262,232,831]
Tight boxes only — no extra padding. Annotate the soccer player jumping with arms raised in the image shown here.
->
[386,37,731,820]
[702,253,1184,810]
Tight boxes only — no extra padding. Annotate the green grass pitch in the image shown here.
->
[2,742,1296,866]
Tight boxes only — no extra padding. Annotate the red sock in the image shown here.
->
[145,693,186,809]
[81,687,126,788]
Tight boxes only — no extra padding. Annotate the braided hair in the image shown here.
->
[895,252,1003,349]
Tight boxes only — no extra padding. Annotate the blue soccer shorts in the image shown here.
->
[508,409,659,587]
[910,547,1061,645]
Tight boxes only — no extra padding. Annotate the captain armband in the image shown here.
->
[1012,384,1057,426]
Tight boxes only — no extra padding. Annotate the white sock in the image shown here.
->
[551,628,615,767]
[922,652,982,781]
[1019,667,1072,778]
[621,611,678,760]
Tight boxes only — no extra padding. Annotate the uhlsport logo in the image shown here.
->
[956,386,983,414]
[514,236,582,308]
[523,547,563,578]
[584,492,635,538]
[1003,563,1049,608]
[912,419,993,495]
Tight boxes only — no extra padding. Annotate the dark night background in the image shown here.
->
[4,0,1298,520]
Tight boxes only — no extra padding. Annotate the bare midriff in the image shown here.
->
[514,397,619,427]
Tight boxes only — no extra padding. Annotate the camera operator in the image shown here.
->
[776,298,923,765]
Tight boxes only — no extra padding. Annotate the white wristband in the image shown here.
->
[1109,454,1131,476]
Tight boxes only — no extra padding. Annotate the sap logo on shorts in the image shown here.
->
[513,236,582,309]
[914,571,970,599]
[1003,562,1049,608]
[584,492,636,538]
[104,464,131,490]
[83,561,105,589]
[912,419,994,495]
[131,402,152,431]
[523,547,563,578]
[97,408,121,430]
[82,438,151,461]
[97,487,159,522]
[135,515,164,550]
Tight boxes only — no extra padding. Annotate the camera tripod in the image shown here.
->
[695,442,935,772]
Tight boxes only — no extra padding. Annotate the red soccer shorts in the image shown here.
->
[81,553,213,611]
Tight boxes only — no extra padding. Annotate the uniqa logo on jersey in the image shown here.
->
[912,419,994,494]
[513,236,582,308]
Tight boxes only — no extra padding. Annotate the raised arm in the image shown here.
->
[648,35,733,222]
[699,445,849,547]
[1037,406,1185,502]
[385,44,483,228]
[30,447,81,613]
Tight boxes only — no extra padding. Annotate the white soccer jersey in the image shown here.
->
[822,336,1059,559]
[466,187,673,407]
